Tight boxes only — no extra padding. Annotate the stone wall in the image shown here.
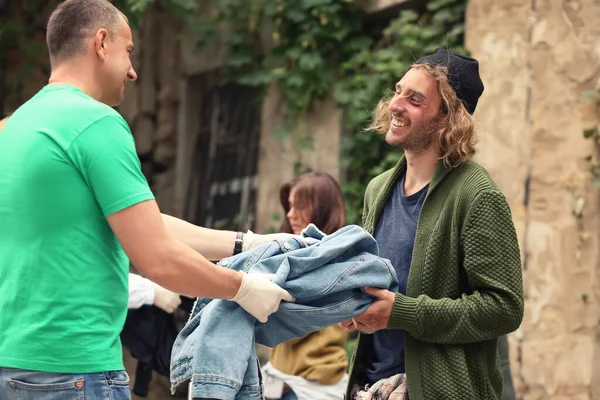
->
[467,0,600,398]
[117,10,186,398]
[120,6,182,217]
[255,86,342,233]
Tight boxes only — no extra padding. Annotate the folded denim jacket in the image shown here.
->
[170,224,399,400]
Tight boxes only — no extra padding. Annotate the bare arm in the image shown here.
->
[108,200,242,299]
[160,213,237,261]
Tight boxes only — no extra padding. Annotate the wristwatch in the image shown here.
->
[233,231,244,255]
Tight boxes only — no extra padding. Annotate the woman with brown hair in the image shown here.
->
[262,172,349,400]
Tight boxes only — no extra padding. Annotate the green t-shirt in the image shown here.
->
[0,85,155,373]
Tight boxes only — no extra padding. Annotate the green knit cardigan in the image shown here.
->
[347,157,524,400]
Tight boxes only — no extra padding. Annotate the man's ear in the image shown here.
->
[93,28,109,61]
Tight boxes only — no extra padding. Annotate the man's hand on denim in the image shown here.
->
[340,287,394,333]
[339,318,358,332]
[230,272,295,323]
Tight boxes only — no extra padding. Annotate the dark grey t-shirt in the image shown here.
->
[366,173,428,382]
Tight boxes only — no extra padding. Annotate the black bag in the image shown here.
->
[120,300,190,396]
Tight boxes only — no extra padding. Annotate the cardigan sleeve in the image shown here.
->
[387,190,524,344]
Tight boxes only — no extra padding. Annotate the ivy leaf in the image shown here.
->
[228,32,246,46]
[582,90,600,100]
[271,124,292,140]
[237,70,271,86]
[298,52,323,69]
[125,0,154,13]
[264,48,287,66]
[344,36,373,51]
[334,84,353,106]
[285,9,308,23]
[285,47,302,60]
[332,27,352,42]
[190,23,217,48]
[226,49,254,67]
[293,161,313,176]
[427,0,457,11]
[164,0,197,18]
[297,135,315,150]
[286,74,305,88]
[271,67,288,79]
[271,212,282,222]
[302,0,333,8]
[584,127,598,139]
[432,9,455,24]
[419,26,442,40]
[446,24,466,40]
[169,0,198,9]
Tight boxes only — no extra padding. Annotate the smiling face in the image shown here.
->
[386,66,442,154]
[98,16,137,106]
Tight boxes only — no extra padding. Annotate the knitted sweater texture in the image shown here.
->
[347,158,524,400]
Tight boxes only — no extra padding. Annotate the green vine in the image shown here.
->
[125,0,468,224]
[0,0,197,107]
[0,0,51,101]
[115,0,198,27]
[192,0,466,223]
[2,0,467,224]
[336,0,467,222]
[198,0,370,131]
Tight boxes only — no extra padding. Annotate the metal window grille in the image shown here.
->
[183,78,261,231]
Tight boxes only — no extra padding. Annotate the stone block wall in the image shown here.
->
[467,0,600,398]
[255,86,342,233]
[120,7,182,217]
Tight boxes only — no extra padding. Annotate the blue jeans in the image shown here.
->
[171,224,398,400]
[0,367,130,400]
[499,335,516,400]
[273,390,298,400]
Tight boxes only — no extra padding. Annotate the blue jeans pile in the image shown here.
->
[170,224,398,400]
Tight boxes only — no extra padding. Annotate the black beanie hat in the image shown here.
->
[414,48,484,114]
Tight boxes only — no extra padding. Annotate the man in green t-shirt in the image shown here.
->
[0,1,296,398]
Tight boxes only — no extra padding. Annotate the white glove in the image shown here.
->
[231,272,295,323]
[242,230,314,252]
[128,273,155,309]
[153,283,182,314]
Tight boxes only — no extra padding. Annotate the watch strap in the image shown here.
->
[233,231,244,255]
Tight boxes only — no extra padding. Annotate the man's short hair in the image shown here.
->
[46,0,123,63]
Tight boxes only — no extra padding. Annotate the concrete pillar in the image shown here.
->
[467,0,600,398]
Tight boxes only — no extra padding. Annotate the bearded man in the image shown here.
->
[340,49,524,400]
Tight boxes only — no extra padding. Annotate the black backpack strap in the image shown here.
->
[132,360,153,397]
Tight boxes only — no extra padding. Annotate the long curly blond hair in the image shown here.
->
[367,63,478,166]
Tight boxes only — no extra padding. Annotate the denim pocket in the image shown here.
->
[104,371,131,400]
[8,377,84,400]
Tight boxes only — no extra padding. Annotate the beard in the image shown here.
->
[385,114,441,154]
